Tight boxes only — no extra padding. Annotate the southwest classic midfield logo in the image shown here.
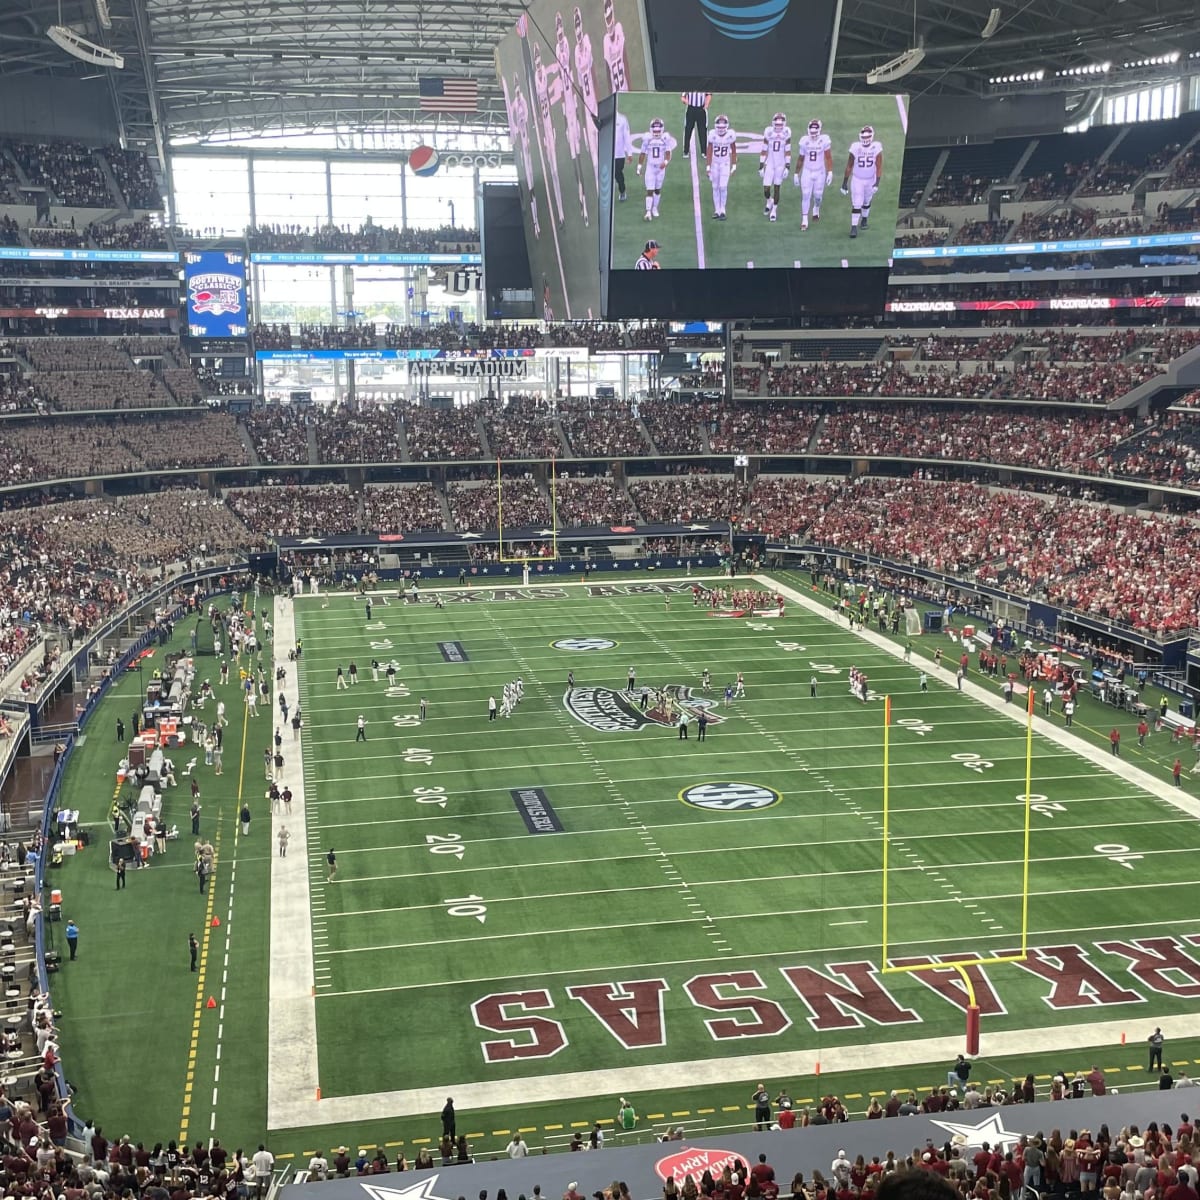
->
[698,0,789,39]
[189,272,243,317]
[565,684,725,733]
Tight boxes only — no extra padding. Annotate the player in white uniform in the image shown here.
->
[705,113,737,220]
[531,42,566,228]
[572,7,600,188]
[840,123,884,238]
[614,109,634,201]
[758,112,791,222]
[602,0,628,93]
[504,73,540,238]
[792,118,833,231]
[555,11,589,224]
[637,116,675,221]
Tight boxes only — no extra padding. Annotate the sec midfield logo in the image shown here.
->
[698,0,789,39]
[680,782,781,811]
[551,637,617,652]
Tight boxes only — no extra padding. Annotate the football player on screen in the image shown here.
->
[531,42,566,228]
[759,111,791,223]
[637,117,676,222]
[572,7,600,187]
[705,114,737,221]
[602,0,629,93]
[503,73,540,238]
[793,118,833,231]
[554,11,589,224]
[840,123,884,238]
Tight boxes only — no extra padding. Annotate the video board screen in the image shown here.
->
[184,250,247,338]
[642,0,838,91]
[600,91,907,318]
[609,91,907,272]
[494,0,652,320]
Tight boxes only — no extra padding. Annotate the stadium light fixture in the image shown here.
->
[1055,62,1111,77]
[46,24,123,68]
[866,47,926,85]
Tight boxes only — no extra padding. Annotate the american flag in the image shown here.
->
[419,76,479,112]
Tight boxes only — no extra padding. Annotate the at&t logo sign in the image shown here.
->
[698,0,789,38]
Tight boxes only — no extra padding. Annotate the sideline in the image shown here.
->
[266,592,321,1128]
[265,572,1200,1130]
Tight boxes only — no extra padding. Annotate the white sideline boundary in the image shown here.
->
[264,573,1200,1131]
[266,592,321,1128]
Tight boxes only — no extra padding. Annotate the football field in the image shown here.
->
[276,573,1200,1130]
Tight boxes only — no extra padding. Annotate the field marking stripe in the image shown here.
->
[268,1010,1200,1129]
[688,141,706,269]
[266,593,321,1125]
[316,866,1197,956]
[313,909,1200,1000]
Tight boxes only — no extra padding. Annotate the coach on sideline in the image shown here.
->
[681,90,712,159]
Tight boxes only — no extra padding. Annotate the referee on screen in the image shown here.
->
[681,90,712,159]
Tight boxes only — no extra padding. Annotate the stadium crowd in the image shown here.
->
[362,484,445,533]
[559,399,651,458]
[483,397,562,459]
[402,405,486,461]
[552,476,638,527]
[447,478,550,531]
[242,407,313,466]
[225,485,360,538]
[314,405,405,464]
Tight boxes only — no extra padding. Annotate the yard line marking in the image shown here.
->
[688,145,707,268]
[829,920,868,926]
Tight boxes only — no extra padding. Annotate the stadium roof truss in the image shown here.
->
[1,0,1198,161]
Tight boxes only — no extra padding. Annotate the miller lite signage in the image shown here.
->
[184,250,247,338]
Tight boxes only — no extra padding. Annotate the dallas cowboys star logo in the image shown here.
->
[361,1176,452,1200]
[929,1111,1026,1149]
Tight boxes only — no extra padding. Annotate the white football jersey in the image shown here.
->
[575,35,596,113]
[762,124,791,158]
[603,25,627,92]
[614,111,634,157]
[510,88,530,141]
[849,139,884,178]
[534,63,552,123]
[642,131,676,162]
[798,132,832,170]
[555,34,576,112]
[707,129,737,162]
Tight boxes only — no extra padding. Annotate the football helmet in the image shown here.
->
[532,41,542,65]
[574,6,584,36]
[555,11,565,35]
[603,0,615,27]
[714,114,729,134]
[772,112,787,131]
[650,117,665,135]
[808,119,822,136]
[860,124,874,143]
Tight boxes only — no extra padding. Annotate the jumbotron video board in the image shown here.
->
[600,91,909,319]
[494,0,652,320]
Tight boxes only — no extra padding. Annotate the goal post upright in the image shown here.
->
[880,684,1034,1056]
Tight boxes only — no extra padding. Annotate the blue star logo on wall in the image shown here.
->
[929,1112,1027,1149]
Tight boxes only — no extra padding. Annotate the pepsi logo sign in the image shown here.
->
[409,145,440,176]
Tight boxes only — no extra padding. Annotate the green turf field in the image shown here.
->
[48,573,1200,1159]
[292,574,1200,1114]
[612,94,905,270]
